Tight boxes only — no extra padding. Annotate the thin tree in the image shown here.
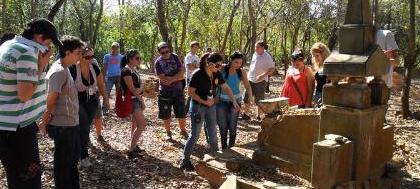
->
[401,0,417,118]
[48,0,66,21]
[221,0,241,54]
[156,0,172,50]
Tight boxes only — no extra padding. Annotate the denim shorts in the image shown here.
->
[158,89,186,120]
[132,98,145,113]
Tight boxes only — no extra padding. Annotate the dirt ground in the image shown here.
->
[0,72,419,189]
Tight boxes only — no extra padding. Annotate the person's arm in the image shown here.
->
[96,72,110,108]
[305,68,315,107]
[39,92,59,135]
[188,87,213,107]
[221,83,240,111]
[241,69,254,105]
[167,56,186,83]
[17,50,50,102]
[38,71,66,134]
[103,55,109,77]
[123,75,142,100]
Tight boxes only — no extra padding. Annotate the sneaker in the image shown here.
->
[242,114,251,121]
[80,158,93,168]
[180,130,189,140]
[180,160,195,171]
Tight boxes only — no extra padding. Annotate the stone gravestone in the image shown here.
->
[312,0,397,188]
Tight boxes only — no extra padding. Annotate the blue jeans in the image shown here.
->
[104,75,120,112]
[216,101,240,149]
[182,102,219,163]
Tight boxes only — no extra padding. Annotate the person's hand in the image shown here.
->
[161,77,173,86]
[104,98,110,110]
[256,74,265,82]
[249,96,255,105]
[38,47,53,71]
[204,98,215,107]
[38,111,52,136]
[233,101,241,112]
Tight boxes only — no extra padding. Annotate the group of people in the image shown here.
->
[0,17,399,188]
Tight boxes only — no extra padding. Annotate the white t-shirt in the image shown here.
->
[247,51,275,83]
[375,30,399,88]
[184,52,200,81]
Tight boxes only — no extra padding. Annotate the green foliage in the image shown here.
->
[0,0,418,67]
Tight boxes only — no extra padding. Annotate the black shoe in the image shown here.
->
[242,114,251,121]
[256,116,261,121]
[97,135,105,143]
[180,161,195,171]
[127,150,141,159]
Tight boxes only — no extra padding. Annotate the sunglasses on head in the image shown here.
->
[160,50,170,55]
[83,55,95,60]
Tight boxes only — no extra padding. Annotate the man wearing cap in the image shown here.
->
[0,18,60,189]
[154,42,188,141]
[103,42,123,114]
[243,41,275,121]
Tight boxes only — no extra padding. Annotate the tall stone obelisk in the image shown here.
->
[311,0,395,188]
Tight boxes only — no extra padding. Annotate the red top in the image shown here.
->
[281,67,311,106]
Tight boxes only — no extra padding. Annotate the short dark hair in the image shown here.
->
[21,18,62,48]
[59,35,85,58]
[0,33,16,45]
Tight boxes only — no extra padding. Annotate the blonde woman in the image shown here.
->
[310,42,330,107]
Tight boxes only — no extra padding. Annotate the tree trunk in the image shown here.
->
[156,0,172,50]
[2,0,7,32]
[59,0,67,34]
[72,0,86,41]
[47,0,66,22]
[179,0,191,56]
[92,0,103,48]
[31,0,38,18]
[118,0,125,53]
[401,0,417,118]
[247,0,256,60]
[221,0,241,55]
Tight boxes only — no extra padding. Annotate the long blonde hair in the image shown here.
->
[310,42,330,71]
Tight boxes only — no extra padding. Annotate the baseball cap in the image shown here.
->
[157,42,169,50]
[26,18,63,49]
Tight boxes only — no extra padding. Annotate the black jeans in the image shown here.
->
[48,125,80,189]
[79,95,99,160]
[0,123,41,189]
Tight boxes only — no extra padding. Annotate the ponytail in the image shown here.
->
[120,49,139,70]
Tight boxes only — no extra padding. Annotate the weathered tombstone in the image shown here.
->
[312,0,397,188]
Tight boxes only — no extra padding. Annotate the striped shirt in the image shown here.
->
[0,37,48,131]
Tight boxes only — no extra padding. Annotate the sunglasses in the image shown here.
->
[209,62,222,68]
[293,57,304,61]
[160,50,170,55]
[83,55,95,60]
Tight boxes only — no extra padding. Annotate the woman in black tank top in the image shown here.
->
[310,42,330,107]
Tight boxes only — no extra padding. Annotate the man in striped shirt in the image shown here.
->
[0,18,62,189]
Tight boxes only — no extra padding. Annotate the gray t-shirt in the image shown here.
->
[45,60,79,126]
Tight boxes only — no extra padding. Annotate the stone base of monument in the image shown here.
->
[253,110,320,180]
[195,147,255,188]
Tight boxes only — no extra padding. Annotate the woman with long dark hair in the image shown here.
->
[68,47,109,167]
[120,49,147,157]
[216,52,253,150]
[180,53,240,171]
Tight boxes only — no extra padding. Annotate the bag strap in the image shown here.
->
[290,68,305,106]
